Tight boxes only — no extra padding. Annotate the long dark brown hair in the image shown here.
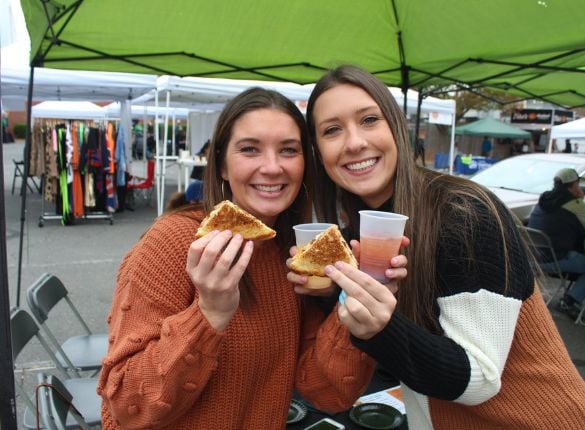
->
[306,65,521,331]
[201,87,314,306]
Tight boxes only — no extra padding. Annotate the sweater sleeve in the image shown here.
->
[97,214,225,429]
[352,194,534,405]
[295,299,375,413]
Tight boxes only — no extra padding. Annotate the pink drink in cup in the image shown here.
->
[359,210,408,282]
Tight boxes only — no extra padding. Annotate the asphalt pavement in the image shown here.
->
[3,140,584,428]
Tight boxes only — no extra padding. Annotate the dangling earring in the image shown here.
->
[221,180,227,198]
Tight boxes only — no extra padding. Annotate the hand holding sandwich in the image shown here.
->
[186,229,254,331]
[288,236,409,296]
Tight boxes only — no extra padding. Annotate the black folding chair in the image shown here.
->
[10,307,102,429]
[26,273,108,375]
[12,159,41,195]
[36,373,93,430]
[520,226,578,307]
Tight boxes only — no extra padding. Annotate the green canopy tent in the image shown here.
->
[455,118,531,138]
[20,0,585,108]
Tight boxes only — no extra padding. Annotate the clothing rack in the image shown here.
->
[33,119,116,226]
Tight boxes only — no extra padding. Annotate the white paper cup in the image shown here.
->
[359,210,408,282]
[293,223,334,247]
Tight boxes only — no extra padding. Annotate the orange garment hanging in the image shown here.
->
[70,122,85,218]
[106,122,116,173]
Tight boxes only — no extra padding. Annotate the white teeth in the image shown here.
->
[255,184,283,192]
[346,158,376,171]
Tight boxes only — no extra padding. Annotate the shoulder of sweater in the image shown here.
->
[137,211,203,252]
[150,211,203,234]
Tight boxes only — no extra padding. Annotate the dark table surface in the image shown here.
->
[287,367,408,430]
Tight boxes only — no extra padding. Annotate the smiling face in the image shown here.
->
[312,84,397,208]
[220,108,304,227]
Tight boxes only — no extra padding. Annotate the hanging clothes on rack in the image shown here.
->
[31,119,116,226]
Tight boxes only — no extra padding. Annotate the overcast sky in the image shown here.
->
[1,0,31,69]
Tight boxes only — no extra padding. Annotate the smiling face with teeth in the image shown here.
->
[312,84,397,208]
[220,108,305,227]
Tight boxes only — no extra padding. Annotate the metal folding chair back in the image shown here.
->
[12,159,41,195]
[26,273,108,374]
[520,226,576,306]
[36,373,92,430]
[10,307,102,429]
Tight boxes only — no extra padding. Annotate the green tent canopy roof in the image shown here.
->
[20,0,585,108]
[455,118,531,138]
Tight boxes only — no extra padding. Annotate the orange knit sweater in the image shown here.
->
[97,211,374,429]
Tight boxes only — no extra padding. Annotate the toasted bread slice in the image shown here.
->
[195,200,276,241]
[289,225,357,277]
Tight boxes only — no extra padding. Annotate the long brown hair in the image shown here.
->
[306,65,521,331]
[203,87,314,306]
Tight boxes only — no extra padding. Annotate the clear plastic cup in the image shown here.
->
[293,223,335,247]
[359,210,408,282]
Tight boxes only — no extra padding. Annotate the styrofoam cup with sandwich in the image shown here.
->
[293,223,335,247]
[289,225,357,289]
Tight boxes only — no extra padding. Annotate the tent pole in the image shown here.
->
[448,109,456,175]
[16,65,36,307]
[414,91,423,154]
[154,91,161,215]
[159,91,171,216]
[0,59,19,430]
[546,108,555,153]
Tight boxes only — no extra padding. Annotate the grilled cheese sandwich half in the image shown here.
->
[196,200,276,241]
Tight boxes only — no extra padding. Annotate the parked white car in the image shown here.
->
[470,153,585,224]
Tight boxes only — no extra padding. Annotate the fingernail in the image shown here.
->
[386,269,394,276]
[234,233,242,240]
[300,276,307,283]
[334,261,343,269]
[390,257,398,266]
[325,265,334,275]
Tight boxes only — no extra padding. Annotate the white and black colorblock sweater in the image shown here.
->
[352,193,585,429]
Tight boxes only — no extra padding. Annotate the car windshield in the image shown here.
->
[471,157,581,194]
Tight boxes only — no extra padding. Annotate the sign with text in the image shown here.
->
[511,109,574,125]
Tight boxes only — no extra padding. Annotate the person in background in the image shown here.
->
[528,168,585,317]
[481,135,492,157]
[414,132,426,167]
[165,179,204,212]
[563,138,573,153]
[190,139,210,180]
[98,87,379,429]
[302,64,585,429]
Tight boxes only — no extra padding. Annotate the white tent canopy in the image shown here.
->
[136,74,456,115]
[103,102,190,119]
[551,117,585,139]
[31,100,106,120]
[1,67,157,110]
